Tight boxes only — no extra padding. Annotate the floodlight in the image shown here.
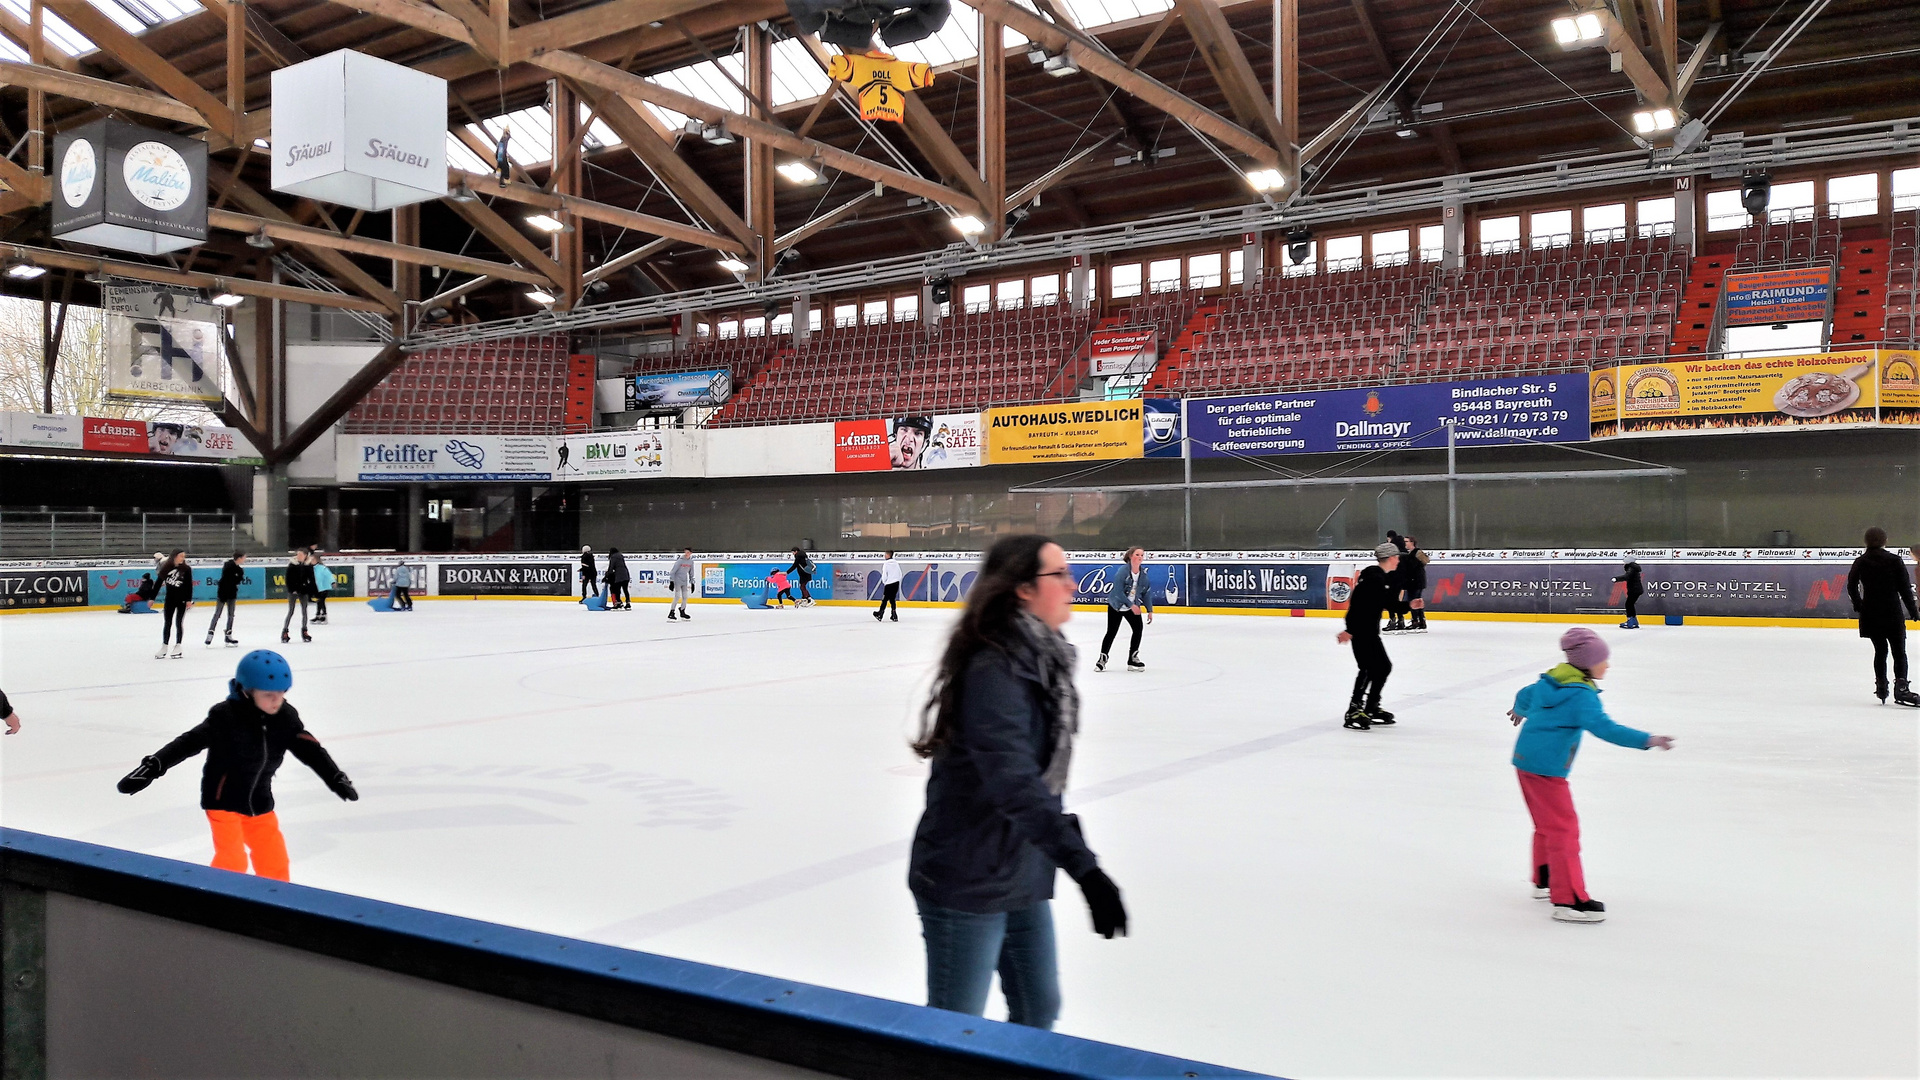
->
[950,215,985,236]
[776,161,820,184]
[717,256,750,273]
[1245,168,1286,192]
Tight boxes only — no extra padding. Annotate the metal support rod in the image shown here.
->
[1011,466,1685,495]
[1446,420,1457,550]
[1181,399,1192,548]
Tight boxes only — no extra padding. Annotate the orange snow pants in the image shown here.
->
[206,809,291,881]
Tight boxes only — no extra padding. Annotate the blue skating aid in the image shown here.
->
[120,600,155,614]
[743,586,770,609]
[585,592,608,611]
[368,596,395,612]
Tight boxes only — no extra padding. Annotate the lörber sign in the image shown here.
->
[438,563,572,596]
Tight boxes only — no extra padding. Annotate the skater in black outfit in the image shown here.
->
[205,552,246,647]
[1614,560,1644,629]
[1336,543,1400,729]
[1400,536,1430,631]
[1847,527,1920,706]
[578,546,597,603]
[1383,532,1411,632]
[280,551,314,643]
[786,547,818,606]
[604,547,631,609]
[154,551,193,659]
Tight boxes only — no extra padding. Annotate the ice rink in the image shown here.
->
[2,596,1914,1078]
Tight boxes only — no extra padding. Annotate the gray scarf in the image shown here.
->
[1010,610,1081,796]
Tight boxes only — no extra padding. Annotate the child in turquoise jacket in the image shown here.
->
[1508,627,1674,923]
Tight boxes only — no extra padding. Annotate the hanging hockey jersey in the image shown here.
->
[825,50,933,123]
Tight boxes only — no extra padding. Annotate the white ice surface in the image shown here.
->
[2,599,1914,1078]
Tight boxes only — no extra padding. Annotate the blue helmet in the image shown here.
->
[234,650,293,693]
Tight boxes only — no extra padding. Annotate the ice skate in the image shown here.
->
[1533,866,1551,901]
[1343,704,1372,730]
[224,635,240,647]
[1552,898,1606,923]
[1364,704,1395,725]
[301,630,312,643]
[204,633,215,647]
[1127,653,1145,671]
[168,644,183,659]
[1619,617,1639,629]
[155,645,169,659]
[1896,680,1920,708]
[1876,681,1889,704]
[889,614,897,622]
[312,615,328,625]
[1095,653,1108,672]
[873,610,882,621]
[679,610,690,620]
[281,629,290,644]
[668,610,678,620]
[1411,611,1428,632]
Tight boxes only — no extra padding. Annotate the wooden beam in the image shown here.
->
[978,9,1005,241]
[1,242,395,313]
[1674,22,1722,107]
[583,235,673,285]
[1276,0,1297,173]
[743,22,774,275]
[427,0,500,59]
[773,191,876,254]
[1173,0,1290,155]
[452,167,747,255]
[1348,0,1460,174]
[957,0,1278,166]
[0,7,75,72]
[45,0,236,136]
[503,0,711,64]
[271,342,408,465]
[216,175,407,314]
[1600,9,1672,109]
[1298,83,1386,164]
[528,50,987,218]
[444,195,569,297]
[551,76,583,308]
[561,80,756,252]
[1032,0,1154,155]
[226,0,245,121]
[322,0,474,45]
[0,153,48,202]
[1009,131,1119,208]
[0,60,205,126]
[207,208,552,285]
[193,0,308,66]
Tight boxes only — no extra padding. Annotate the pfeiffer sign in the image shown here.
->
[50,119,207,255]
[271,50,448,210]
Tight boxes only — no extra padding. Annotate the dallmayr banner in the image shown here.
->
[986,401,1144,464]
[1188,376,1585,458]
[1723,267,1834,326]
[1594,350,1881,438]
[438,562,572,596]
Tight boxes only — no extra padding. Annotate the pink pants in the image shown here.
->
[1517,769,1589,904]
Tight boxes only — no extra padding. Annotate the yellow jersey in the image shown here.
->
[825,50,934,123]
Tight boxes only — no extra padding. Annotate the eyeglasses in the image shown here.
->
[1034,570,1072,581]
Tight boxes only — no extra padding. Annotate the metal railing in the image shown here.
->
[0,510,267,559]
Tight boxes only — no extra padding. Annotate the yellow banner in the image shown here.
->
[1588,367,1620,437]
[1601,350,1882,437]
[985,401,1144,464]
[1880,350,1920,425]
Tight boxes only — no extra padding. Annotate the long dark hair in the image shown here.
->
[912,534,1056,759]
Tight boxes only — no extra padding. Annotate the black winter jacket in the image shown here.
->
[284,562,316,597]
[156,562,193,604]
[0,687,12,719]
[909,647,1097,914]
[579,552,597,580]
[1613,562,1644,597]
[1344,564,1392,637]
[603,551,629,585]
[1400,551,1428,593]
[151,693,344,815]
[1847,547,1918,638]
[216,559,246,601]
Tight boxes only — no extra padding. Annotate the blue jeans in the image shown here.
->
[915,897,1060,1030]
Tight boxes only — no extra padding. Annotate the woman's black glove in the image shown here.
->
[327,773,359,801]
[1075,867,1128,939]
[117,755,165,794]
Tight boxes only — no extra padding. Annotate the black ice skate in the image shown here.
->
[281,629,290,644]
[1411,611,1428,631]
[1095,653,1109,672]
[1364,704,1395,725]
[679,610,690,620]
[1533,865,1550,901]
[224,635,240,647]
[889,614,897,622]
[205,634,215,647]
[1896,680,1920,708]
[1552,898,1606,923]
[1343,704,1372,730]
[301,630,312,643]
[1877,681,1890,704]
[1127,653,1145,671]
[669,610,678,620]
[872,610,882,621]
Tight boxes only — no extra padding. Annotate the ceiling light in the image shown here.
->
[776,160,820,184]
[6,262,46,280]
[1551,17,1580,44]
[447,180,479,203]
[210,290,245,308]
[1631,107,1677,133]
[1245,167,1286,192]
[717,256,749,273]
[1577,13,1603,38]
[1041,53,1079,77]
[245,227,274,249]
[526,213,566,232]
[687,119,734,146]
[1552,12,1605,46]
[252,138,269,149]
[525,288,556,304]
[950,215,985,236]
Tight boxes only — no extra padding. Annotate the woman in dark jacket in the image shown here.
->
[1614,559,1645,629]
[603,548,631,609]
[1400,535,1430,632]
[154,550,194,658]
[786,547,818,606]
[908,534,1126,1030]
[1847,527,1919,705]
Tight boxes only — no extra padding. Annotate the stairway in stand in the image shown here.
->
[1668,244,1731,356]
[1830,224,1891,348]
[1144,305,1221,394]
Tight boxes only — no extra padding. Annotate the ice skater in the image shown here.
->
[786,547,818,606]
[280,550,314,643]
[769,568,795,608]
[668,547,695,621]
[874,550,903,622]
[115,650,358,881]
[603,547,631,609]
[309,549,333,624]
[1398,536,1430,632]
[1383,531,1411,632]
[1095,546,1153,672]
[1847,527,1919,706]
[205,552,246,647]
[1614,559,1644,629]
[391,563,415,610]
[1508,628,1674,923]
[907,535,1127,1030]
[578,546,597,603]
[1337,543,1399,729]
[154,550,193,659]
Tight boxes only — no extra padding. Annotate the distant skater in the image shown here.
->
[1399,536,1429,632]
[786,547,818,607]
[1847,527,1919,706]
[2,687,21,734]
[1095,547,1153,672]
[391,563,415,610]
[669,547,695,620]
[604,548,631,609]
[309,549,333,624]
[769,569,795,608]
[1337,543,1399,729]
[155,550,193,659]
[578,546,597,603]
[281,551,314,644]
[205,552,246,647]
[1508,628,1674,923]
[875,550,903,622]
[1614,559,1644,629]
[1384,531,1411,632]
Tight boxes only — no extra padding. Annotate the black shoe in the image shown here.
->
[281,630,290,643]
[1552,898,1606,923]
[1343,705,1372,730]
[668,610,678,620]
[301,631,312,643]
[680,610,690,620]
[1095,653,1108,672]
[1897,680,1920,708]
[1127,654,1145,671]
[1877,683,1890,704]
[873,610,882,621]
[1365,704,1395,724]
[889,614,897,622]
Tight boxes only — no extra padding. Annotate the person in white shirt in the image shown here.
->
[874,551,904,622]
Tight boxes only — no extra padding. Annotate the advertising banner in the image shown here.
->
[1188,375,1586,458]
[1879,350,1920,426]
[700,562,835,600]
[103,283,225,405]
[364,562,429,598]
[1723,267,1833,326]
[833,419,889,472]
[1588,368,1619,435]
[553,431,668,480]
[50,119,208,255]
[1069,562,1188,608]
[438,562,572,596]
[83,416,150,453]
[834,560,981,603]
[1090,328,1159,377]
[339,434,557,481]
[261,563,355,600]
[1598,351,1879,437]
[985,401,1144,465]
[1142,398,1182,458]
[0,568,89,609]
[270,49,449,211]
[894,413,982,470]
[1421,560,1860,619]
[627,369,731,411]
[1,413,83,449]
[1187,563,1328,609]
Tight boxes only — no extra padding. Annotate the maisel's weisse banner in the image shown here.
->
[1723,267,1834,326]
[1187,563,1329,609]
[438,562,572,596]
[1591,350,1880,437]
[985,401,1144,464]
[1188,375,1586,458]
[627,369,731,411]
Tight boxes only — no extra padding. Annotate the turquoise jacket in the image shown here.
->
[1510,663,1651,778]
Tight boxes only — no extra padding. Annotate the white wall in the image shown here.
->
[704,422,835,477]
[286,343,384,479]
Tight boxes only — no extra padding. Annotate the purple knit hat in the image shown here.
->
[1560,627,1611,670]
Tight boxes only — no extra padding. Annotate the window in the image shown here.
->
[1148,258,1182,292]
[1030,274,1060,305]
[834,303,857,327]
[718,318,739,339]
[743,316,765,337]
[1829,172,1878,218]
[1187,253,1221,289]
[1766,180,1815,223]
[1322,235,1362,270]
[1371,229,1410,267]
[1281,239,1317,277]
[1636,197,1675,238]
[996,279,1025,309]
[771,311,793,335]
[962,284,990,311]
[1110,263,1142,298]
[1418,224,1445,262]
[696,321,711,338]
[1228,248,1244,285]
[1478,215,1520,253]
[1896,167,1920,211]
[863,299,888,324]
[1529,209,1572,249]
[893,294,918,322]
[809,307,823,332]
[1706,189,1747,231]
[1582,203,1626,243]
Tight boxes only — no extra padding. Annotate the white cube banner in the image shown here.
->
[271,50,448,211]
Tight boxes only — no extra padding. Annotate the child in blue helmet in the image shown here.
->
[117,650,357,881]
